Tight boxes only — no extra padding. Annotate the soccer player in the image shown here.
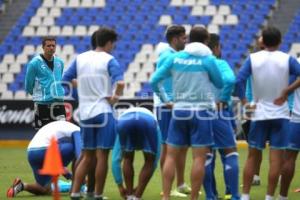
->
[63,28,124,200]
[274,57,300,200]
[112,107,161,200]
[236,26,300,200]
[154,25,191,197]
[6,121,81,197]
[242,36,266,186]
[150,26,223,200]
[203,33,240,200]
[25,36,66,129]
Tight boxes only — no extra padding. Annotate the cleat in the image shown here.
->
[251,179,261,186]
[294,188,300,193]
[170,189,188,197]
[224,194,232,200]
[7,178,24,198]
[177,183,192,194]
[160,190,188,198]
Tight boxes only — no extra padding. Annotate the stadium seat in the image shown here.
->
[42,0,55,8]
[159,15,172,26]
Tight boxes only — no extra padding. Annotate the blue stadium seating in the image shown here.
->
[0,0,279,97]
[281,10,300,53]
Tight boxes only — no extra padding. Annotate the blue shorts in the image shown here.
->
[166,110,214,148]
[117,112,158,154]
[27,142,74,186]
[81,113,116,150]
[248,119,289,150]
[156,106,172,144]
[212,110,236,149]
[287,122,300,150]
[227,108,237,130]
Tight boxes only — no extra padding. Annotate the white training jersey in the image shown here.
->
[291,58,300,122]
[27,121,80,150]
[250,50,290,120]
[76,50,114,120]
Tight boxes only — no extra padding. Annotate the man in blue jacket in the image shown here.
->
[25,36,66,129]
[150,26,223,200]
[112,107,161,200]
[155,25,191,197]
[203,33,240,200]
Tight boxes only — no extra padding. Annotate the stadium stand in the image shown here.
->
[0,0,281,99]
[282,9,300,57]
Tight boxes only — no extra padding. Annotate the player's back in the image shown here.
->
[27,121,80,150]
[170,43,222,109]
[251,50,289,102]
[250,50,290,120]
[76,50,114,120]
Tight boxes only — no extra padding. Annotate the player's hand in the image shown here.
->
[118,185,127,199]
[274,89,288,106]
[62,168,72,180]
[243,103,256,120]
[106,95,120,105]
[165,102,173,109]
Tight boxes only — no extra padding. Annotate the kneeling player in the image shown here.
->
[7,121,82,198]
[112,107,161,200]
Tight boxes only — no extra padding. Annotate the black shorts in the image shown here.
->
[34,102,66,129]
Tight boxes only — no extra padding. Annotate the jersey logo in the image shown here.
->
[174,58,202,65]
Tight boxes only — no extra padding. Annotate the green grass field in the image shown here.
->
[1,147,300,200]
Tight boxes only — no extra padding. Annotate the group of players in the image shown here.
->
[5,24,300,200]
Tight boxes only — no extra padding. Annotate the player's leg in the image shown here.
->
[266,119,289,199]
[190,110,214,200]
[94,113,117,199]
[135,152,156,198]
[123,151,135,195]
[223,149,239,200]
[279,150,298,197]
[213,109,240,200]
[7,149,53,197]
[94,149,110,198]
[71,150,95,198]
[191,147,209,200]
[280,121,300,198]
[162,109,191,200]
[71,116,97,198]
[242,147,261,200]
[162,145,180,200]
[176,147,191,194]
[252,151,262,186]
[156,107,171,174]
[203,151,215,200]
[242,120,268,200]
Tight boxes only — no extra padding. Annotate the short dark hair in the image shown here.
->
[189,26,209,43]
[42,36,56,47]
[208,33,220,50]
[262,26,281,47]
[95,27,118,47]
[165,25,186,43]
[91,30,98,50]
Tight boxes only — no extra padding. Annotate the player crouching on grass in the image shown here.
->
[6,121,82,198]
[112,107,161,200]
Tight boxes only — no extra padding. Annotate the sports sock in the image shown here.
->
[224,152,239,199]
[203,153,215,199]
[265,195,273,200]
[241,194,250,200]
[278,195,288,200]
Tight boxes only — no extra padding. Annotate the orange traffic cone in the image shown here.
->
[40,137,66,200]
